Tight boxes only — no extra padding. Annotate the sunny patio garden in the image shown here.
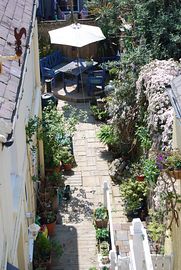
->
[28,0,181,269]
[87,0,181,260]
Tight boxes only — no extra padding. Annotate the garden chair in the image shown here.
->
[87,69,106,96]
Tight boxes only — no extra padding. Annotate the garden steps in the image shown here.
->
[63,171,83,187]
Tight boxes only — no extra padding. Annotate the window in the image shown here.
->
[57,0,79,12]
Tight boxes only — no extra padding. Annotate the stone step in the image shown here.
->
[64,174,83,186]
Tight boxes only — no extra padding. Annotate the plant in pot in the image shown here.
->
[60,147,75,171]
[46,172,64,188]
[40,211,57,236]
[33,233,52,269]
[163,149,181,179]
[120,179,148,221]
[33,232,63,269]
[147,209,166,254]
[96,228,109,242]
[98,240,110,266]
[97,124,119,153]
[130,161,145,181]
[94,204,108,228]
[99,241,109,256]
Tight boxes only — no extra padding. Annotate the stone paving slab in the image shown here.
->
[52,99,130,270]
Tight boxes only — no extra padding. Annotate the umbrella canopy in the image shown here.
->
[48,23,106,48]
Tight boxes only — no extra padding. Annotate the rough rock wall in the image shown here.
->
[136,59,181,150]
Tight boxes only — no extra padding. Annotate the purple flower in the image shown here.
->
[156,153,166,170]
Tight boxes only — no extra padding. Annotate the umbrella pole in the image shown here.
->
[70,0,74,23]
[77,48,79,66]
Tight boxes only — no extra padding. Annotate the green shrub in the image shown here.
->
[97,124,118,147]
[96,228,109,241]
[143,159,160,185]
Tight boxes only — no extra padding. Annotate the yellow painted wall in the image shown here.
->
[0,19,41,269]
[170,115,181,270]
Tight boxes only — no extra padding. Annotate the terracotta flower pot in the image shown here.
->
[46,220,56,236]
[136,175,145,182]
[63,163,72,171]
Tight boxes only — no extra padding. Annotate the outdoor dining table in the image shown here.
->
[59,59,97,92]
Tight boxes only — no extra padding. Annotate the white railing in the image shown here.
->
[117,219,173,270]
[129,218,153,270]
[103,182,173,270]
[103,181,117,270]
[151,254,173,270]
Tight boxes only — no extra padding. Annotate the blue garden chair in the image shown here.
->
[87,69,106,96]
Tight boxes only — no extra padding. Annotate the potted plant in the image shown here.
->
[46,172,64,188]
[165,149,181,179]
[120,179,148,221]
[96,228,109,242]
[40,211,57,236]
[97,124,119,153]
[94,204,108,228]
[60,147,75,171]
[98,241,110,268]
[33,232,63,270]
[33,233,52,269]
[99,241,109,256]
[130,161,145,181]
[147,210,166,254]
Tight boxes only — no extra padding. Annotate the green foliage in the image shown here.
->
[96,228,109,241]
[26,102,85,169]
[136,126,151,156]
[100,61,120,79]
[85,0,121,37]
[34,232,63,266]
[46,172,63,187]
[25,116,39,144]
[100,241,109,256]
[34,233,51,261]
[130,161,144,177]
[166,149,181,170]
[120,179,148,213]
[44,211,57,224]
[51,239,63,257]
[147,209,166,254]
[94,206,108,220]
[59,147,74,165]
[119,0,181,60]
[143,159,160,185]
[97,124,118,147]
[90,105,109,121]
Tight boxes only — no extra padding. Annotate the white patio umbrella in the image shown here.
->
[48,23,106,48]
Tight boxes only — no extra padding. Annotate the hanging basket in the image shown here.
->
[95,219,108,228]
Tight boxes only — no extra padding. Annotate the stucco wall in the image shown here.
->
[171,116,181,270]
[0,20,41,269]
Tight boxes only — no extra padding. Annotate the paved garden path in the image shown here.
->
[51,101,129,270]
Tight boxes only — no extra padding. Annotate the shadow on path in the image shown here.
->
[57,188,94,224]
